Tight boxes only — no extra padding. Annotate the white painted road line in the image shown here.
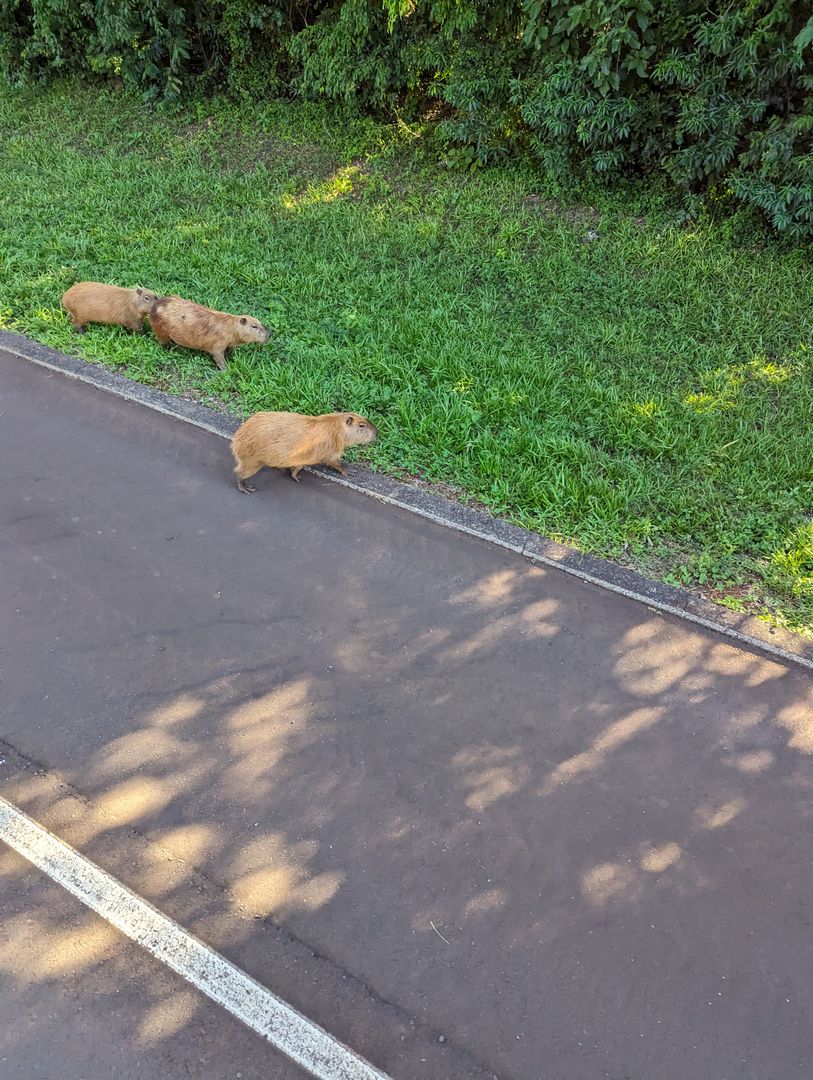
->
[0,796,391,1080]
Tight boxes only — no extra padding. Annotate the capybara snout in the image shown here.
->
[134,287,160,309]
[342,413,378,446]
[236,316,270,346]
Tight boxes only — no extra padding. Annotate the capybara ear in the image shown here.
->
[345,414,354,425]
[136,287,144,296]
[239,316,247,325]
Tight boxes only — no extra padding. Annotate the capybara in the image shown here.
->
[231,411,378,492]
[149,295,270,370]
[61,283,158,334]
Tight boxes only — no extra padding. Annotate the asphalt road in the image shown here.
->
[1,348,812,1080]
[0,841,308,1080]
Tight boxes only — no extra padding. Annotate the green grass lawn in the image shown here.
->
[1,83,812,635]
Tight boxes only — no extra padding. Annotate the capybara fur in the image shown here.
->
[231,411,378,492]
[61,283,159,334]
[149,295,270,370]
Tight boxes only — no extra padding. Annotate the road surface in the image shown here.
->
[1,348,811,1080]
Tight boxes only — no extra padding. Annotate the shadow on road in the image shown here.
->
[3,552,811,1079]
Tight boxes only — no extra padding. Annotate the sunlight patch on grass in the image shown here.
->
[282,164,366,210]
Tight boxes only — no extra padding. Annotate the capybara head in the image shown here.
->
[340,413,378,447]
[235,316,271,345]
[134,287,159,315]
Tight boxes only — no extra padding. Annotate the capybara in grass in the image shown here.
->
[61,283,159,334]
[148,295,270,370]
[231,411,378,493]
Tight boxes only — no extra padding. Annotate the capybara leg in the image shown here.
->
[290,467,303,483]
[153,330,171,348]
[328,458,348,477]
[72,321,85,334]
[212,350,228,371]
[234,460,259,494]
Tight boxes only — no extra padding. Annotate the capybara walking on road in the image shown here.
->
[231,411,378,492]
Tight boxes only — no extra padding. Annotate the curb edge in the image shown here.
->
[4,329,811,672]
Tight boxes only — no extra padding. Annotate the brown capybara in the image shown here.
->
[231,411,378,492]
[148,295,270,370]
[61,283,159,334]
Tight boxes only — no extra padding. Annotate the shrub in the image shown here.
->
[1,0,812,236]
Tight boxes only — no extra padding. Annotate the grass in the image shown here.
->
[1,82,812,636]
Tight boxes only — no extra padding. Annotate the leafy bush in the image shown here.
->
[1,0,812,236]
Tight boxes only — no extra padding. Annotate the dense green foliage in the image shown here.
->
[1,2,812,235]
[1,84,811,633]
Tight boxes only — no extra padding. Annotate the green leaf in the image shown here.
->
[794,17,813,52]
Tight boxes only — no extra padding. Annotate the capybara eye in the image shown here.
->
[358,423,366,428]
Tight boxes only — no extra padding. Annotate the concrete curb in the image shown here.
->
[4,329,812,672]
